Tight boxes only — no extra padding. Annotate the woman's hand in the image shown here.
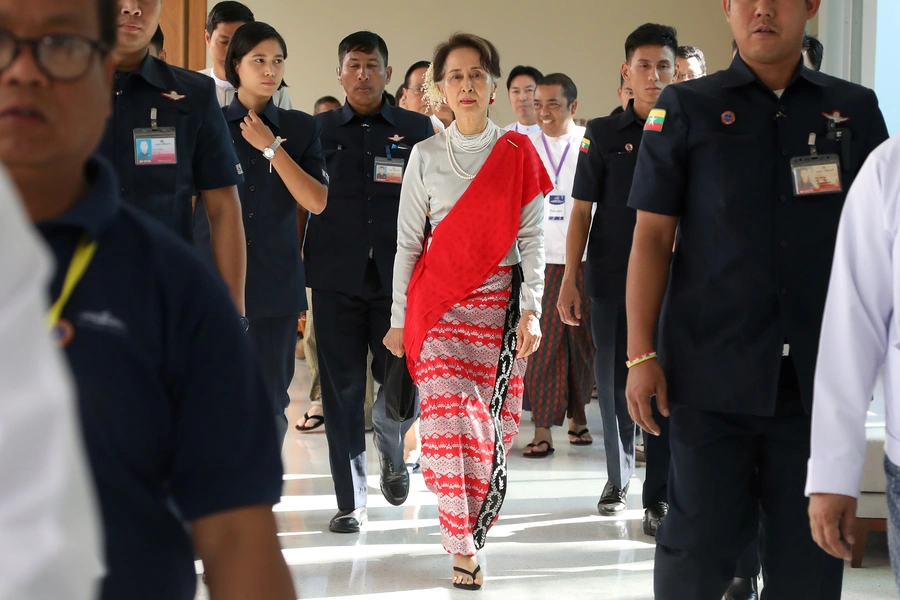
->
[516,310,541,358]
[383,327,405,358]
[240,110,277,153]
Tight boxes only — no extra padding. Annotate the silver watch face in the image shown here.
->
[263,147,275,159]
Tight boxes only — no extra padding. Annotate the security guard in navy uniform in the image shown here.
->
[624,1,889,599]
[97,0,247,316]
[307,31,433,533]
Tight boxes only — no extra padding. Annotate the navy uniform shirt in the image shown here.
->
[97,53,243,241]
[628,55,889,416]
[307,99,433,295]
[36,157,283,600]
[225,97,328,320]
[572,100,645,301]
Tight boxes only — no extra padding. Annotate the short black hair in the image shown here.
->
[619,73,624,87]
[338,31,388,66]
[225,22,288,90]
[98,0,117,50]
[314,96,342,112]
[404,60,431,87]
[150,25,165,55]
[395,84,407,101]
[625,23,678,63]
[803,34,824,71]
[206,1,254,35]
[676,45,706,75]
[506,66,542,91]
[537,73,577,108]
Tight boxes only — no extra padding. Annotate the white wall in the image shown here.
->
[874,0,900,135]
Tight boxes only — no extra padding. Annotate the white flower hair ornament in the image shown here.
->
[422,63,445,111]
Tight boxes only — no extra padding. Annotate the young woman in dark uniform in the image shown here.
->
[224,22,328,444]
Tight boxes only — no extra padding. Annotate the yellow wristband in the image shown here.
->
[626,352,658,369]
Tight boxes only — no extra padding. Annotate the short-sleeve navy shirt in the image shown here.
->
[627,55,890,416]
[225,97,328,319]
[306,99,434,295]
[97,53,243,241]
[36,157,283,600]
[572,101,645,301]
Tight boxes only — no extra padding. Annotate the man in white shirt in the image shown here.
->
[807,134,900,586]
[198,1,292,109]
[522,73,594,458]
[504,65,542,135]
[0,168,103,600]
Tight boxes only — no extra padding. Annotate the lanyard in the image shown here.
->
[46,234,98,329]
[541,133,571,186]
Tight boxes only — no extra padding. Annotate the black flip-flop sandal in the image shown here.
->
[568,428,593,446]
[523,440,555,458]
[453,565,482,591]
[295,412,325,432]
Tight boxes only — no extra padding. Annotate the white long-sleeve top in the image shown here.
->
[806,134,900,498]
[391,124,545,328]
[0,168,104,599]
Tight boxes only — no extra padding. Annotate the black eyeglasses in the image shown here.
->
[0,30,108,81]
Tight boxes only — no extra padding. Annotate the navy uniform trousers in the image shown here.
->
[654,357,842,599]
[314,258,418,511]
[248,315,299,446]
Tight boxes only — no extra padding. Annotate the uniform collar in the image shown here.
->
[338,95,397,126]
[225,95,281,128]
[39,156,120,239]
[121,52,174,91]
[617,99,645,130]
[722,52,831,90]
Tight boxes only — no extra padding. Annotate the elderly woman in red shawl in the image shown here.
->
[383,33,550,591]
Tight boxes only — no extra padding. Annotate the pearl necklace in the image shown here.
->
[445,120,499,180]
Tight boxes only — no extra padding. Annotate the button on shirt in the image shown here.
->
[306,100,434,295]
[627,55,889,416]
[97,54,243,241]
[529,125,587,265]
[36,157,283,600]
[225,97,328,319]
[572,101,645,300]
[806,135,900,498]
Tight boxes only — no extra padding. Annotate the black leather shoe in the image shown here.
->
[329,507,367,533]
[642,501,668,536]
[723,576,758,600]
[379,453,410,506]
[597,480,630,515]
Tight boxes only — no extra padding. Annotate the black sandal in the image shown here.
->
[295,412,325,432]
[568,428,593,446]
[453,565,482,591]
[523,440,555,458]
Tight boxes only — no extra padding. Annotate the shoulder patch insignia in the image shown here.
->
[644,109,666,132]
[580,137,591,153]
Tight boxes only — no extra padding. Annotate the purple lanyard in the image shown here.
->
[541,134,571,186]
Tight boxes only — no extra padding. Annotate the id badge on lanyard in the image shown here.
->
[134,108,177,166]
[790,133,842,197]
[548,194,567,221]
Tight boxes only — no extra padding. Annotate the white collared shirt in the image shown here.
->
[806,134,900,498]
[198,67,293,110]
[0,168,104,599]
[504,121,541,136]
[530,125,587,265]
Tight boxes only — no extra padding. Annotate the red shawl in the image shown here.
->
[404,130,553,364]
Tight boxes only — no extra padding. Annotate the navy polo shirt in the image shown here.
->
[36,157,283,600]
[306,99,433,295]
[627,55,889,416]
[225,97,328,319]
[572,101,645,301]
[97,53,243,241]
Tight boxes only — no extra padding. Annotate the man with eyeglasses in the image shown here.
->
[402,60,449,133]
[97,0,248,322]
[675,45,706,83]
[0,0,296,598]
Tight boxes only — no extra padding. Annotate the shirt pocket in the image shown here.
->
[131,105,188,221]
[713,132,766,215]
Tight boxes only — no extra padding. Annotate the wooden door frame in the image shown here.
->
[160,0,208,71]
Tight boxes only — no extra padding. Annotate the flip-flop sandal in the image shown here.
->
[453,565,482,591]
[568,428,593,446]
[295,412,325,432]
[523,440,555,458]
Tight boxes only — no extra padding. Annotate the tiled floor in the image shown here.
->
[195,357,896,599]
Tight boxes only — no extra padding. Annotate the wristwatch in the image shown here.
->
[263,137,283,160]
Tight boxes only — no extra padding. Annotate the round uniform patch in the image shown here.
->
[721,111,737,125]
[52,318,74,348]
[625,143,634,153]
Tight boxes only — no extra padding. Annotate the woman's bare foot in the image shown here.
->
[523,426,553,456]
[452,554,483,587]
[567,418,592,444]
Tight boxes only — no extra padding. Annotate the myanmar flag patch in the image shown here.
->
[644,109,666,132]
[580,137,591,153]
